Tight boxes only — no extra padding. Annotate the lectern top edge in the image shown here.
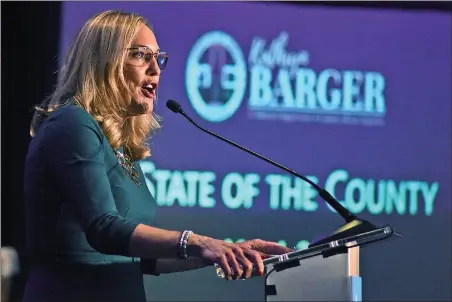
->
[263,225,394,267]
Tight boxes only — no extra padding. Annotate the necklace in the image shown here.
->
[113,149,141,187]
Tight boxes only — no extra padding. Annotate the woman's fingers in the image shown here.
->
[217,254,232,279]
[248,239,294,255]
[243,249,265,275]
[232,247,254,278]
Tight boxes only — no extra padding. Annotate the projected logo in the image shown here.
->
[186,31,387,125]
[186,31,247,122]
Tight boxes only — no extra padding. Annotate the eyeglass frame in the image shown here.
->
[126,46,169,71]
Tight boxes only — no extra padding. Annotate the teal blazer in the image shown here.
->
[24,102,159,270]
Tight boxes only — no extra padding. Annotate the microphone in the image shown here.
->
[166,99,380,246]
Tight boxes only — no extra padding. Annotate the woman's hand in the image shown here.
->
[188,235,293,280]
[237,239,294,257]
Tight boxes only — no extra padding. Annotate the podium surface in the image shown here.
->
[264,226,394,301]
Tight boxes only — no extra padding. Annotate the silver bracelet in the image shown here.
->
[178,230,193,259]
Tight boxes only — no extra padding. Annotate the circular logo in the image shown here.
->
[186,31,247,122]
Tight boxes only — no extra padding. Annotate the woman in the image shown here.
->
[22,10,292,302]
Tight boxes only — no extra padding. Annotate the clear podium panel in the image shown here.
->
[260,226,394,302]
[265,252,362,301]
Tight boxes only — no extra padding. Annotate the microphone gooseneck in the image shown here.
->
[165,99,383,246]
[166,99,357,222]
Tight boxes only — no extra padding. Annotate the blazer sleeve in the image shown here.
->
[42,106,139,256]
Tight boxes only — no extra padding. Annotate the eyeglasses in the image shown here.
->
[127,46,169,71]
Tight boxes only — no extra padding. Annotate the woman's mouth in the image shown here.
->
[141,84,155,100]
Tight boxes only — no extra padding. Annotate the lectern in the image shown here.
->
[171,98,400,301]
[169,98,400,300]
[263,226,394,301]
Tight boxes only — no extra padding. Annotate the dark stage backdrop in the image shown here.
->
[60,2,451,301]
[2,2,451,301]
[1,2,62,300]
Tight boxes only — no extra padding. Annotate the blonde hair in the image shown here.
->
[30,10,161,160]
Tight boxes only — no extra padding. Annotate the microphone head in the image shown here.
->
[166,99,183,114]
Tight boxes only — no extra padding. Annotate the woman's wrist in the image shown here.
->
[185,232,208,258]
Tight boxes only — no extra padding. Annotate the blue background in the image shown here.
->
[60,2,451,301]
